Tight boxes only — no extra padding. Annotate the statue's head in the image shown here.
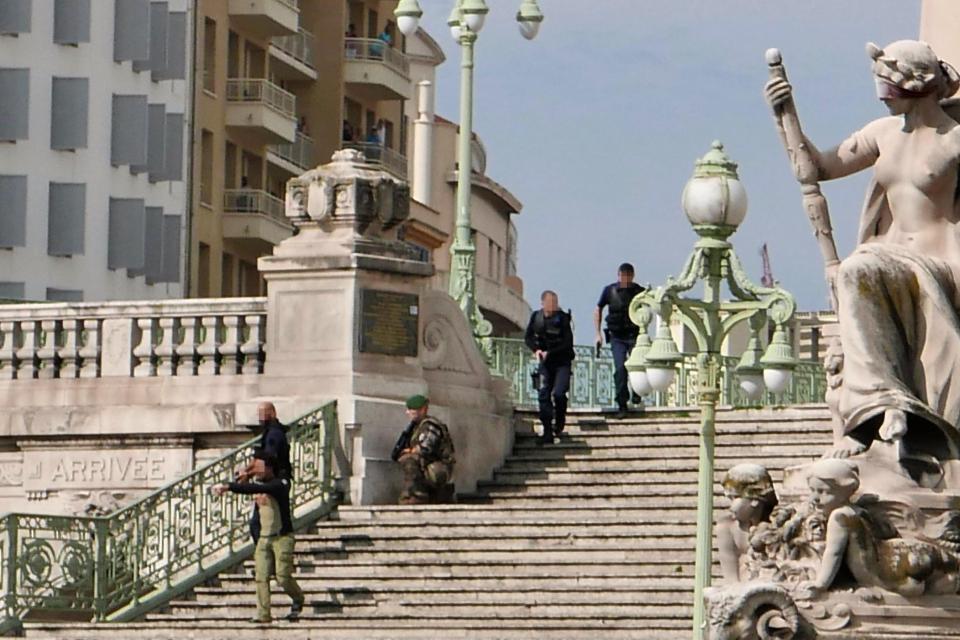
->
[867,40,960,101]
[722,463,778,526]
[806,458,859,514]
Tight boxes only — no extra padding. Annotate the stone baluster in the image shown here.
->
[15,321,39,379]
[36,320,60,379]
[218,315,242,375]
[155,317,179,376]
[132,318,158,377]
[197,316,220,376]
[59,319,81,378]
[175,317,199,376]
[78,319,101,378]
[0,321,19,380]
[240,315,265,375]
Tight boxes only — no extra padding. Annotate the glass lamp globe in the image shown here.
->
[629,370,652,397]
[518,19,540,40]
[397,15,419,35]
[681,141,748,231]
[739,373,764,400]
[646,366,676,392]
[763,368,792,394]
[463,12,486,32]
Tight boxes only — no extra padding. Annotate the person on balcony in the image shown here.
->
[594,262,646,419]
[365,127,382,161]
[370,28,391,59]
[525,290,575,444]
[214,449,305,624]
[342,119,355,142]
[391,395,456,504]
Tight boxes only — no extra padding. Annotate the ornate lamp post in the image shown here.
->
[625,142,797,640]
[394,0,544,341]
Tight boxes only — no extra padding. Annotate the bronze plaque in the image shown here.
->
[358,289,419,357]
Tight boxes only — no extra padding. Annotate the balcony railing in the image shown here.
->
[344,37,410,76]
[226,78,296,119]
[488,337,827,410]
[269,131,314,171]
[343,142,407,179]
[223,189,285,221]
[271,27,315,69]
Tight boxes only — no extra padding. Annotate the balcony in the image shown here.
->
[223,189,293,246]
[343,38,412,101]
[343,142,408,180]
[267,131,315,174]
[227,0,298,39]
[226,78,296,146]
[270,28,317,82]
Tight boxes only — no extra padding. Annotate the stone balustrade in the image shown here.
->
[0,298,266,380]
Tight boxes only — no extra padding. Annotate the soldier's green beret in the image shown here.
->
[405,394,429,410]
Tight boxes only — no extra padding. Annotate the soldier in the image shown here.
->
[213,449,305,624]
[391,395,456,505]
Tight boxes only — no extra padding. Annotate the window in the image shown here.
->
[134,2,167,75]
[47,182,85,256]
[131,103,166,178]
[221,253,234,296]
[159,214,180,283]
[50,77,88,150]
[163,12,186,80]
[0,282,25,299]
[107,198,145,270]
[0,68,29,141]
[0,175,26,248]
[138,206,163,282]
[54,0,90,45]
[0,0,30,35]
[202,17,216,93]
[46,288,82,302]
[111,94,148,166]
[113,0,149,62]
[162,113,183,181]
[197,242,210,297]
[199,129,213,204]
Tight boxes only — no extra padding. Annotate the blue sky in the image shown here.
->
[416,1,921,341]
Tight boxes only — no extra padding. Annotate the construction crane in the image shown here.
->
[760,243,775,288]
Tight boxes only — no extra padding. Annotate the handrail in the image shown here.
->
[271,27,315,69]
[342,142,408,180]
[223,188,286,222]
[226,78,296,119]
[488,337,826,409]
[344,37,410,76]
[268,131,315,171]
[0,401,339,630]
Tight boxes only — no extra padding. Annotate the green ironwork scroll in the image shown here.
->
[0,401,338,632]
[489,337,825,409]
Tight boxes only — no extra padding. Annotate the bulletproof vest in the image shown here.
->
[413,416,455,467]
[605,284,641,336]
[533,310,571,352]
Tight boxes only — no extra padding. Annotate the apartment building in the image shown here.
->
[0,0,189,301]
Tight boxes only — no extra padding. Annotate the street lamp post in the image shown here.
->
[394,0,544,345]
[625,142,797,640]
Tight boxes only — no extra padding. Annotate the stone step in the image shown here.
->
[333,504,700,521]
[296,535,696,553]
[512,432,832,448]
[485,470,769,484]
[209,574,698,591]
[299,521,698,539]
[23,620,693,639]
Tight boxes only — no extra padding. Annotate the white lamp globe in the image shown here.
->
[646,366,676,392]
[463,12,486,33]
[763,368,792,394]
[449,22,462,41]
[518,19,540,40]
[629,370,652,397]
[739,373,764,401]
[397,15,419,36]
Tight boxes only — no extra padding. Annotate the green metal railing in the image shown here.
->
[489,337,826,409]
[0,402,338,633]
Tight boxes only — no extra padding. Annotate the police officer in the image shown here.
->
[391,395,456,504]
[524,290,575,444]
[594,263,646,419]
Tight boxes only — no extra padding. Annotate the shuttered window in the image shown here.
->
[111,95,148,166]
[0,68,29,141]
[113,0,149,62]
[0,175,27,248]
[134,2,166,74]
[108,197,145,270]
[160,214,181,283]
[46,288,82,302]
[0,283,25,299]
[51,77,88,150]
[47,182,85,256]
[162,113,183,181]
[0,0,30,35]
[54,0,90,44]
[164,11,186,80]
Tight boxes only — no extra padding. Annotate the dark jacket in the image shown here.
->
[228,477,294,535]
[260,419,293,481]
[597,282,646,338]
[524,309,575,366]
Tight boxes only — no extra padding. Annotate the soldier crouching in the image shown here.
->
[391,394,456,505]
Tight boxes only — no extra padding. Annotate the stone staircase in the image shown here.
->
[23,405,834,639]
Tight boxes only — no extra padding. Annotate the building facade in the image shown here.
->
[0,0,188,302]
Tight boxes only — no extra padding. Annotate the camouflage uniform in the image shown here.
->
[395,416,456,504]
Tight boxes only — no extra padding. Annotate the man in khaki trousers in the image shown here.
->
[214,449,305,623]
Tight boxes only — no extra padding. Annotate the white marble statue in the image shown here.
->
[766,40,960,479]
